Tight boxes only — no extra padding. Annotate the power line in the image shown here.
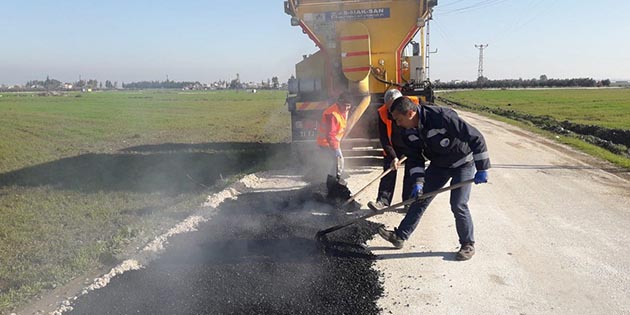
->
[440,0,511,15]
[437,0,472,8]
[489,0,547,44]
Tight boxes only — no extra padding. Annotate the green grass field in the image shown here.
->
[439,88,630,168]
[440,88,630,129]
[0,90,291,312]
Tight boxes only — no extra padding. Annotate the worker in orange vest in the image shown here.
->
[368,89,420,211]
[316,92,353,201]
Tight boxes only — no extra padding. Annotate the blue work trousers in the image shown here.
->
[396,161,475,245]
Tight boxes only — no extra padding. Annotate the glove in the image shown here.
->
[334,148,343,158]
[474,170,488,184]
[410,183,423,198]
[390,157,399,170]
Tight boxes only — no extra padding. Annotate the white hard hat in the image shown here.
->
[384,89,403,105]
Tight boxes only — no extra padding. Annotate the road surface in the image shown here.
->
[363,110,630,314]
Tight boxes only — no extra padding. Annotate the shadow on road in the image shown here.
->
[0,142,290,194]
[492,163,629,173]
[373,251,457,261]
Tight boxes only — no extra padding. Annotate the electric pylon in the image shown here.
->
[474,44,488,79]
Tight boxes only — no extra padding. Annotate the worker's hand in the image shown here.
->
[474,170,488,184]
[334,148,343,158]
[390,157,399,170]
[410,183,423,199]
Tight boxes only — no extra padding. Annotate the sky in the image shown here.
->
[1,0,629,85]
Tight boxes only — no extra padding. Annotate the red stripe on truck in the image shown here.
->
[343,66,371,73]
[339,35,369,41]
[343,51,370,57]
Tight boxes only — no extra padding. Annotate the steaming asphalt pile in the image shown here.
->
[66,171,384,314]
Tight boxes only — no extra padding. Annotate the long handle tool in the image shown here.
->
[316,178,475,241]
[339,156,407,209]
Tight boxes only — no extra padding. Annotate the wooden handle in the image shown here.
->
[341,156,408,207]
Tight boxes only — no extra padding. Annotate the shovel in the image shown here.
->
[315,178,475,242]
[337,156,407,210]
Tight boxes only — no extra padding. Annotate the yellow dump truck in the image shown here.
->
[285,0,437,164]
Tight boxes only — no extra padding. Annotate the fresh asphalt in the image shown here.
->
[67,186,383,315]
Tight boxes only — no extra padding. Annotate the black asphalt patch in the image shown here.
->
[68,186,383,315]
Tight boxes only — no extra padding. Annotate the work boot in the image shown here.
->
[367,200,386,211]
[455,243,475,261]
[378,227,404,249]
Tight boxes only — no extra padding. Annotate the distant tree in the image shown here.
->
[271,76,279,89]
[229,79,241,89]
[601,79,611,87]
[44,76,62,90]
[476,76,488,88]
[539,74,548,81]
[86,79,98,88]
[105,80,113,89]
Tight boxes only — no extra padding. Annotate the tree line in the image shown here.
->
[5,75,613,92]
[122,80,200,89]
[19,76,118,91]
[3,76,283,91]
[434,76,611,89]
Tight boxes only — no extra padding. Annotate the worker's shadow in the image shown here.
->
[369,249,457,261]
[0,142,289,194]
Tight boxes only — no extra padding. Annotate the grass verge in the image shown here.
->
[437,90,630,170]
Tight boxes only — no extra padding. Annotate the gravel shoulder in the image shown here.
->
[356,110,630,314]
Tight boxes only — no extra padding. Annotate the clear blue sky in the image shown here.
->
[1,0,629,85]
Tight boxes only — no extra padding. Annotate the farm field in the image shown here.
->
[0,90,291,312]
[439,88,630,130]
[439,88,630,169]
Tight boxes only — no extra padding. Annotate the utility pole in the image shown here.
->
[425,15,438,80]
[474,44,488,80]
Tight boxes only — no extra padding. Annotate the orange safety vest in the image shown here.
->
[408,96,420,105]
[378,104,393,146]
[378,96,420,143]
[317,103,347,149]
[379,96,420,156]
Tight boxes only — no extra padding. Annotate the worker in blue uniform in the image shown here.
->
[378,97,490,261]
